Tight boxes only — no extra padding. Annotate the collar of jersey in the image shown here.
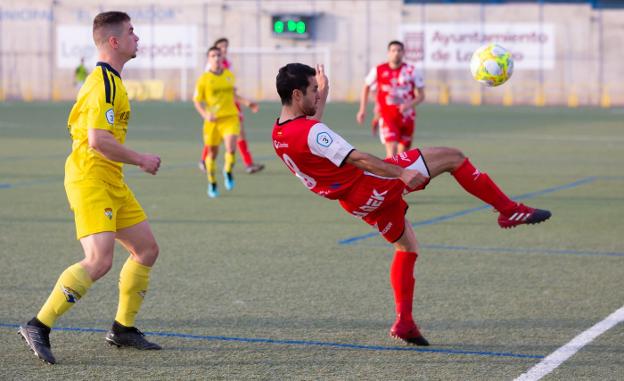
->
[96,62,121,78]
[276,115,307,126]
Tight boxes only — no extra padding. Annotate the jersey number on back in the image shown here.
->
[281,153,317,189]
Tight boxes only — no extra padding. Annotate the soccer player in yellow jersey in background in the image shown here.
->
[193,46,259,198]
[18,11,162,365]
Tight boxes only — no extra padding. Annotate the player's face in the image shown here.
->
[300,76,320,116]
[387,44,404,65]
[119,21,139,59]
[207,50,223,70]
[216,41,228,56]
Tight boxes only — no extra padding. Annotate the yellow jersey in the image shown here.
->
[65,62,130,187]
[193,69,238,119]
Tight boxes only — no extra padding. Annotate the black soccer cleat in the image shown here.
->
[18,324,56,364]
[498,203,552,229]
[390,320,430,346]
[105,327,162,350]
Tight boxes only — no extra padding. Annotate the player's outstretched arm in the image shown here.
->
[311,64,329,121]
[88,129,161,175]
[345,150,428,190]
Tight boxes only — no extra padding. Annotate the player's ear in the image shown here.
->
[292,89,302,102]
[108,35,119,49]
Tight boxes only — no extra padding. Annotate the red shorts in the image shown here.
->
[339,149,430,243]
[379,114,415,148]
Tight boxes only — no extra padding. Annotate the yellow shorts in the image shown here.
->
[203,114,240,146]
[65,179,147,240]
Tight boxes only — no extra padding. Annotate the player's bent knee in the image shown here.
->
[84,256,114,280]
[137,242,159,266]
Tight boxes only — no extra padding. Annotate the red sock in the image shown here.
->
[390,251,417,323]
[452,158,516,215]
[201,146,209,162]
[237,139,254,167]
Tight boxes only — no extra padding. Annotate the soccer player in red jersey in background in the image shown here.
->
[199,37,264,174]
[273,63,551,345]
[357,40,425,158]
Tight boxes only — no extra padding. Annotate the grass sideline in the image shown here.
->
[1,101,623,379]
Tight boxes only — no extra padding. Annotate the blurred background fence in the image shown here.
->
[0,0,622,106]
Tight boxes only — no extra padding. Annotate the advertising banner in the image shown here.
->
[400,23,555,69]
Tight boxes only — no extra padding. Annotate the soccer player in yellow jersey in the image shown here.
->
[193,46,258,198]
[18,11,162,365]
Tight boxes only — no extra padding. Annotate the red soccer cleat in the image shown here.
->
[390,319,430,346]
[498,203,552,229]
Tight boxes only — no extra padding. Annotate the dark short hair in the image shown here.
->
[206,46,221,56]
[387,40,404,50]
[276,63,316,105]
[93,11,130,45]
[214,37,229,46]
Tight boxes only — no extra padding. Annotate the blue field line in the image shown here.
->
[339,176,598,245]
[0,322,543,359]
[361,242,624,258]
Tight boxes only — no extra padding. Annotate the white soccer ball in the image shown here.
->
[469,44,514,87]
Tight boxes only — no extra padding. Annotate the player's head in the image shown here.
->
[93,11,138,60]
[276,63,318,115]
[206,46,223,70]
[214,37,229,55]
[387,40,405,65]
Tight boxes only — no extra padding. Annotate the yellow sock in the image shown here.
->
[114,258,151,327]
[224,152,235,173]
[37,263,93,328]
[205,157,216,183]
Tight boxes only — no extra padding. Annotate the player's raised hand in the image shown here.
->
[249,101,259,113]
[399,168,428,191]
[139,153,161,175]
[316,64,328,96]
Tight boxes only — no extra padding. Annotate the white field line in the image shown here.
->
[515,305,624,381]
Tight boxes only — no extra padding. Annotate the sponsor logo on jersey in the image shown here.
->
[104,208,113,220]
[380,222,393,235]
[472,168,481,180]
[105,108,115,124]
[273,140,289,149]
[316,132,333,147]
[352,189,388,217]
[61,285,82,303]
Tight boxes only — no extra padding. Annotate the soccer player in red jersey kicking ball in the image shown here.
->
[357,40,425,158]
[273,63,551,346]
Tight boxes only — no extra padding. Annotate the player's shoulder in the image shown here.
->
[377,62,390,70]
[197,70,211,81]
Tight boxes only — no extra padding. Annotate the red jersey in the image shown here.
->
[365,62,424,122]
[272,116,362,199]
[223,58,231,70]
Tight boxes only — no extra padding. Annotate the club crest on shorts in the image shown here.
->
[104,208,113,220]
[61,285,82,303]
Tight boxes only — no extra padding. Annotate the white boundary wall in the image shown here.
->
[0,0,622,106]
